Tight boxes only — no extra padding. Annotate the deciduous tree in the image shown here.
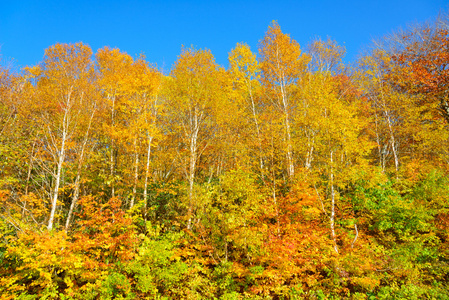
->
[259,21,310,178]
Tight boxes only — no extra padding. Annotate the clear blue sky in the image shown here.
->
[1,0,447,72]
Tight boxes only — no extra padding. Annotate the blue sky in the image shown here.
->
[1,0,447,72]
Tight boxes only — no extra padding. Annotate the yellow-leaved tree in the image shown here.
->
[259,21,310,179]
[165,47,228,229]
[25,43,96,230]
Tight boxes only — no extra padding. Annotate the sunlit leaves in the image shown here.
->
[1,17,449,299]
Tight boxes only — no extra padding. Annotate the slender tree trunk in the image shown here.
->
[248,82,264,178]
[187,111,199,230]
[279,73,294,178]
[187,129,198,230]
[143,135,153,219]
[305,133,315,170]
[330,150,339,254]
[373,109,385,172]
[23,141,37,218]
[269,134,281,236]
[109,94,116,197]
[379,84,399,173]
[48,114,68,230]
[143,92,159,218]
[24,141,36,196]
[384,109,399,173]
[65,172,81,230]
[284,111,294,177]
[130,137,139,209]
[65,105,95,230]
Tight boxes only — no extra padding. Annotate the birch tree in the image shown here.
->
[165,47,225,229]
[28,43,95,230]
[228,43,265,177]
[259,21,310,178]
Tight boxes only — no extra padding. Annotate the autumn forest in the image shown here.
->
[1,17,449,299]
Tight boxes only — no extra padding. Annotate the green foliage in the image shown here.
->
[144,181,184,229]
[345,170,449,297]
[135,234,187,292]
[213,261,238,297]
[100,272,133,300]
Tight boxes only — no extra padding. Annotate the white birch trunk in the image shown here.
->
[130,137,139,209]
[187,117,199,230]
[48,111,68,230]
[279,68,294,178]
[248,82,264,177]
[143,135,154,217]
[65,105,95,230]
[330,150,339,254]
